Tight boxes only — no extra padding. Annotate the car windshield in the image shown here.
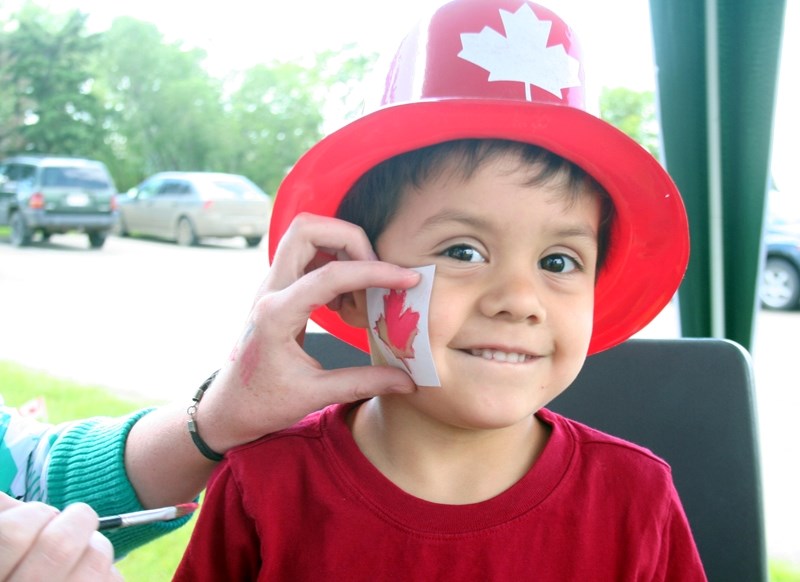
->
[42,166,111,189]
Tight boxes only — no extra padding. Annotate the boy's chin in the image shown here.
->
[408,390,553,431]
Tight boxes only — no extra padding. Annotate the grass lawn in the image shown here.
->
[0,361,196,581]
[2,360,799,581]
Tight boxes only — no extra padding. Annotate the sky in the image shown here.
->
[4,0,797,187]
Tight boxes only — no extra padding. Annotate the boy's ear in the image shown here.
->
[337,289,370,329]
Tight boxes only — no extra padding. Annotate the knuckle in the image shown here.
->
[287,212,317,236]
[251,292,281,320]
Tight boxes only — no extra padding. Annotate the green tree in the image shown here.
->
[599,87,660,160]
[0,20,22,154]
[2,4,104,155]
[222,46,377,195]
[224,62,325,195]
[312,44,378,131]
[1,3,378,194]
[92,17,226,190]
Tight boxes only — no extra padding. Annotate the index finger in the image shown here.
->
[268,213,378,293]
[265,259,420,336]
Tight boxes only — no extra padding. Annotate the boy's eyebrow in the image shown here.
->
[417,210,488,232]
[547,225,599,243]
[417,210,599,243]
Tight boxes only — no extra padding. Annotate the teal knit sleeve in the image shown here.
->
[46,409,193,558]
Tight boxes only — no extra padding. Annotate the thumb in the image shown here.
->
[314,365,417,406]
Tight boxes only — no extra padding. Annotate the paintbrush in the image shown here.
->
[98,502,199,530]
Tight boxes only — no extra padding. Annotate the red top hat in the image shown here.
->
[269,0,689,355]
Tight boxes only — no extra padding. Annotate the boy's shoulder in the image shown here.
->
[539,407,675,487]
[223,403,350,467]
[550,407,666,454]
[231,406,331,451]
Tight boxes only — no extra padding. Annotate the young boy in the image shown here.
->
[176,0,704,580]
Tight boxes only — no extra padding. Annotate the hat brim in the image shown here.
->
[269,99,688,355]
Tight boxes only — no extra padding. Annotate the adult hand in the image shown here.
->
[0,493,121,582]
[199,213,421,452]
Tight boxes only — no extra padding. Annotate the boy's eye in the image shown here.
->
[539,253,581,273]
[442,244,486,263]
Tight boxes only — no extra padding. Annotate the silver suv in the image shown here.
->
[0,155,118,249]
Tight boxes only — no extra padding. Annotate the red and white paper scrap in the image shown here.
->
[367,265,441,387]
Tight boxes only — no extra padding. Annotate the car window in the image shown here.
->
[137,181,160,200]
[4,164,21,180]
[17,165,36,188]
[2,164,35,189]
[41,166,111,189]
[158,180,192,195]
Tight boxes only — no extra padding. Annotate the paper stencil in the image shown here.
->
[366,264,441,387]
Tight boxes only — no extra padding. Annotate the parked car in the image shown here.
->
[0,155,118,249]
[760,229,800,311]
[760,188,800,310]
[116,172,271,247]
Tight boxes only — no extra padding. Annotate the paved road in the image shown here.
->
[1,232,798,563]
[0,233,270,402]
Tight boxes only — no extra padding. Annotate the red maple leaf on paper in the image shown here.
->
[373,289,421,371]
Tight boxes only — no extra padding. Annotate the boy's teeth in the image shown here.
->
[470,349,527,363]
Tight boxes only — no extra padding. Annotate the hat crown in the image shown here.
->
[379,0,586,110]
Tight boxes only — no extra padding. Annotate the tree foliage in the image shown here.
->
[3,5,104,155]
[0,3,376,194]
[92,17,226,188]
[599,87,660,160]
[224,62,324,196]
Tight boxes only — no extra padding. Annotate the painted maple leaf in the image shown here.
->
[373,289,420,371]
[458,3,580,101]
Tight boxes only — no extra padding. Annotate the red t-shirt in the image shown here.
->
[174,404,706,581]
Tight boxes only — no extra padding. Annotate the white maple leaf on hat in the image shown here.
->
[458,3,581,101]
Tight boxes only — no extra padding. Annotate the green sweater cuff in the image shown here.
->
[46,408,192,558]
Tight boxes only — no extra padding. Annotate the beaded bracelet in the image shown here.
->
[186,370,224,462]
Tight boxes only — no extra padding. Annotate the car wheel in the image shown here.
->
[40,231,51,242]
[88,231,108,249]
[244,236,263,248]
[176,217,198,247]
[10,212,32,247]
[760,257,800,310]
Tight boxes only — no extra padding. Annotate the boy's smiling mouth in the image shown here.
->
[467,348,538,363]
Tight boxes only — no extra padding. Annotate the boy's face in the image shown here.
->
[371,154,600,430]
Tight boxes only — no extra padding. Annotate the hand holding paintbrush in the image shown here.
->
[98,502,199,531]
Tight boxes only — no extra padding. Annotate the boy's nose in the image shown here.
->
[477,268,547,323]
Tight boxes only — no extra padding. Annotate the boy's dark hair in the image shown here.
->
[336,139,615,270]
